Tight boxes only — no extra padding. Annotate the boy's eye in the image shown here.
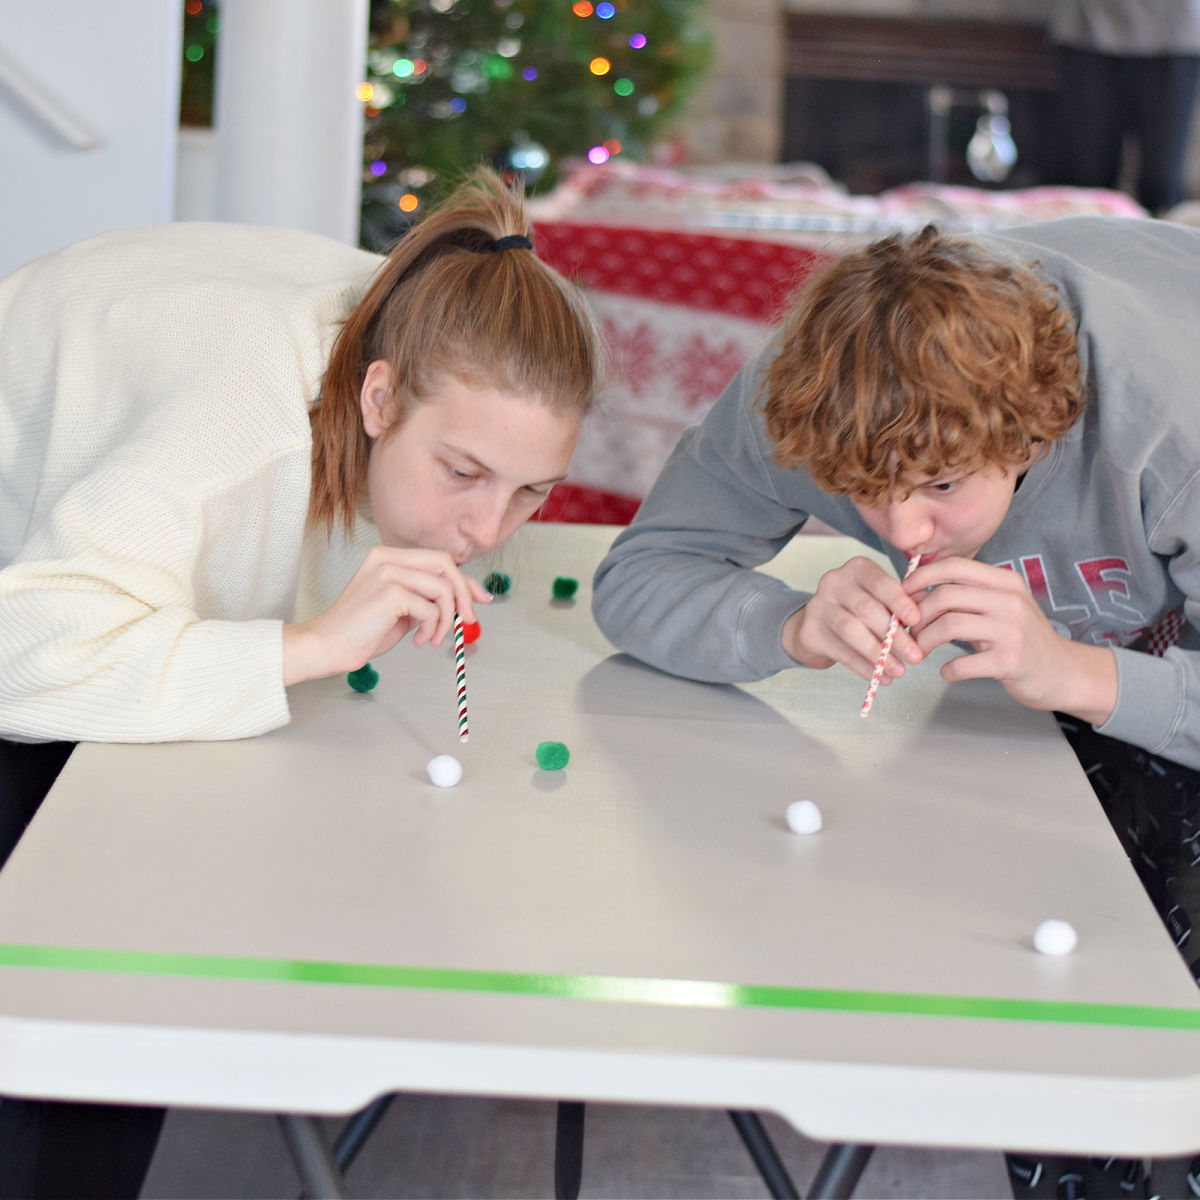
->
[927,478,961,494]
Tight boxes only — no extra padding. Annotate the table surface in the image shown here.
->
[3,525,1200,1158]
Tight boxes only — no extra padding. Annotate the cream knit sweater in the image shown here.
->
[0,222,382,742]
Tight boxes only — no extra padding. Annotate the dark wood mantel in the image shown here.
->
[782,13,1064,191]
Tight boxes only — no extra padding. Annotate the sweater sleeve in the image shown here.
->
[591,356,816,683]
[0,456,294,743]
[0,222,378,744]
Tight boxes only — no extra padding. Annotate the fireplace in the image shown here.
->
[782,14,1065,193]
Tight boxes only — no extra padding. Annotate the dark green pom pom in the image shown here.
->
[347,663,380,692]
[483,571,512,595]
[536,740,571,771]
[551,575,579,600]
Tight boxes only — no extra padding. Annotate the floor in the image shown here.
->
[141,1094,1013,1199]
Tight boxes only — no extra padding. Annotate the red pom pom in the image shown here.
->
[462,620,482,644]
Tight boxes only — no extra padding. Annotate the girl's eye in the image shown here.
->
[928,479,960,495]
[444,463,477,482]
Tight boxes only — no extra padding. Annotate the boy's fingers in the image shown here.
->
[893,629,923,664]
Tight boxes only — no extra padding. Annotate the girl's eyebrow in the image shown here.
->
[442,444,487,471]
[442,444,569,488]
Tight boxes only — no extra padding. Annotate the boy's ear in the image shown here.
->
[360,360,396,438]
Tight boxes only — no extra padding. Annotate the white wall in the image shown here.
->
[175,127,218,223]
[0,0,182,277]
[211,0,368,244]
[2,0,369,278]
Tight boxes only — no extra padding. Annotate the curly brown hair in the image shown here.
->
[762,225,1085,502]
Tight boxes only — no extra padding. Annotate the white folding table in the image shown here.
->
[2,525,1200,1196]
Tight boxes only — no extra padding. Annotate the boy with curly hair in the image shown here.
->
[594,214,1200,1196]
[596,217,1199,766]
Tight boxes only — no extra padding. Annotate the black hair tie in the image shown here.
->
[490,234,533,252]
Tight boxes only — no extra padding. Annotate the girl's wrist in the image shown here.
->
[282,621,327,687]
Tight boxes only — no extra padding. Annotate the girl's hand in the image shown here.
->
[906,557,1117,723]
[782,555,924,682]
[282,546,491,686]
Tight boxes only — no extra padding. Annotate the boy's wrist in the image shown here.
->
[782,605,829,669]
[1053,642,1118,728]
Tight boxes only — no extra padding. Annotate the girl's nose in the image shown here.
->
[462,495,509,553]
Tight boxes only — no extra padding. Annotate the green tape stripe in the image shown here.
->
[3,942,1200,1030]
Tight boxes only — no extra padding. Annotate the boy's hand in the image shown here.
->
[906,557,1118,725]
[782,555,924,682]
[282,546,492,687]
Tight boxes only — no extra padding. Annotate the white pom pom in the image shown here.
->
[1033,918,1077,956]
[786,799,823,835]
[427,754,463,788]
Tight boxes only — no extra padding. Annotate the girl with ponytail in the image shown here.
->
[0,164,601,1199]
[0,166,601,750]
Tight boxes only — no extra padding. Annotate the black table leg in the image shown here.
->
[554,1100,586,1200]
[808,1142,873,1200]
[332,1094,395,1173]
[280,1113,346,1200]
[728,1110,800,1199]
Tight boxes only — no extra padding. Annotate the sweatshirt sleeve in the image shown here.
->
[0,456,293,743]
[591,355,816,683]
[1096,480,1200,771]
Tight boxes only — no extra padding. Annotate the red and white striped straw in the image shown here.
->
[453,611,469,742]
[860,554,921,719]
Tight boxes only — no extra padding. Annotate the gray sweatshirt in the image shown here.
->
[1048,0,1200,56]
[592,217,1200,771]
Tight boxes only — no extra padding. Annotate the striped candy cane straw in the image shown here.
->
[453,611,469,742]
[860,553,922,719]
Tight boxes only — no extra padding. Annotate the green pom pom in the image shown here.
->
[347,663,380,693]
[536,740,571,771]
[483,571,512,595]
[551,575,579,600]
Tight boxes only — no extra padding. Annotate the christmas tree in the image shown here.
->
[179,0,220,128]
[361,0,710,247]
[178,0,710,249]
